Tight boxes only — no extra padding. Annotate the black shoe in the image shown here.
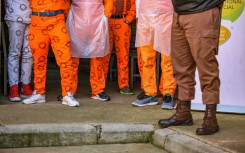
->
[158,100,193,128]
[137,91,145,100]
[91,92,110,101]
[161,93,174,109]
[57,95,63,101]
[120,86,134,95]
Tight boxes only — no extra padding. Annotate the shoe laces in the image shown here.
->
[28,93,42,100]
[149,96,157,102]
[163,94,173,103]
[98,92,109,99]
[66,96,76,103]
[30,90,41,96]
[66,93,77,103]
[121,86,131,92]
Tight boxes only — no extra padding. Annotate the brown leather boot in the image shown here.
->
[196,104,219,135]
[158,100,193,128]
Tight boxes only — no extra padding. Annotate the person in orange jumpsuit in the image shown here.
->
[22,0,79,107]
[66,0,113,101]
[131,0,176,108]
[107,0,136,95]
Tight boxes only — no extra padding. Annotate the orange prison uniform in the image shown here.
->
[136,19,143,89]
[137,47,143,89]
[107,0,136,89]
[72,54,111,95]
[29,0,74,96]
[140,44,176,97]
[71,0,113,95]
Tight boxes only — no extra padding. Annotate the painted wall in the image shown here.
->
[193,1,245,113]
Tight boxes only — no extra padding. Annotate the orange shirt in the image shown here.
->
[104,0,114,18]
[29,0,70,12]
[109,0,136,22]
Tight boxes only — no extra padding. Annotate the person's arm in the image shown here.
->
[104,0,113,18]
[124,0,136,24]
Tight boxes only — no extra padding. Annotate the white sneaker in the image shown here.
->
[22,90,46,104]
[9,97,21,102]
[62,92,79,107]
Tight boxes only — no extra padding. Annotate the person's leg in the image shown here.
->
[136,19,143,81]
[158,12,194,127]
[6,21,26,101]
[137,47,143,86]
[187,7,220,135]
[131,44,158,107]
[90,54,111,101]
[57,56,79,102]
[110,19,133,94]
[159,8,220,135]
[136,19,144,99]
[159,53,176,96]
[22,16,49,104]
[50,20,73,96]
[71,57,80,94]
[136,47,146,99]
[102,54,110,82]
[49,15,79,107]
[141,44,157,96]
[159,53,177,109]
[29,24,49,95]
[20,24,33,98]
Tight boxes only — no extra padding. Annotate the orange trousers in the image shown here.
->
[108,18,131,89]
[139,44,176,97]
[71,18,131,94]
[28,14,74,96]
[70,57,79,94]
[137,47,143,89]
[71,54,111,95]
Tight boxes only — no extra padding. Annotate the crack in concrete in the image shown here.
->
[94,125,101,144]
[162,132,177,150]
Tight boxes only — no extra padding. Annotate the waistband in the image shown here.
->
[110,14,126,19]
[32,10,64,17]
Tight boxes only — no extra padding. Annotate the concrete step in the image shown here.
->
[0,123,230,153]
[0,143,168,153]
[0,123,153,147]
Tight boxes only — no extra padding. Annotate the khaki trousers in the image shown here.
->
[172,7,221,104]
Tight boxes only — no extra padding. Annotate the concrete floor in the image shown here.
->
[0,68,245,152]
